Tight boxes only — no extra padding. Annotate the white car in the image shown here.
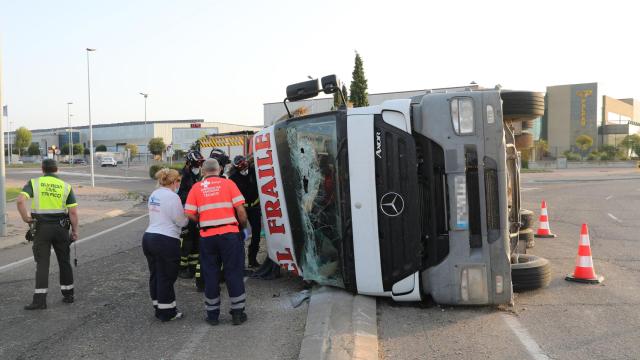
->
[100,157,118,167]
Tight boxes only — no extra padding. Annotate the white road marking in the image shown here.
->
[502,314,550,360]
[13,170,148,180]
[607,213,622,223]
[605,195,613,200]
[520,187,541,192]
[0,213,148,274]
[173,324,210,360]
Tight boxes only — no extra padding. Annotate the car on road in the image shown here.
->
[100,157,118,167]
[73,158,87,165]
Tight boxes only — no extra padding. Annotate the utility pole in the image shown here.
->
[86,48,96,187]
[140,92,148,167]
[0,43,7,236]
[67,102,73,165]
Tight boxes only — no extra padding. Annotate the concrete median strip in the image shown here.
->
[298,286,378,360]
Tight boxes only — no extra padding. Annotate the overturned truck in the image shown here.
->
[253,75,549,305]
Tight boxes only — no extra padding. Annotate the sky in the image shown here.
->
[1,0,638,131]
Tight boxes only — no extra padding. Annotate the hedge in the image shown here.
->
[149,163,184,179]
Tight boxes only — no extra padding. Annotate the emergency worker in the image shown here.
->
[16,159,79,310]
[229,155,262,268]
[208,148,230,176]
[185,159,248,326]
[143,168,188,321]
[177,150,205,291]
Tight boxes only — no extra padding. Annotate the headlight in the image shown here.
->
[450,98,475,135]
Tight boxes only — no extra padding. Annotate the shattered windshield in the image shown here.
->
[275,113,346,287]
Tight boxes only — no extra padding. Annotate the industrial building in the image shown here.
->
[6,119,261,159]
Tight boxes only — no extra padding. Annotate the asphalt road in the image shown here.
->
[6,164,158,195]
[0,205,308,360]
[379,168,640,360]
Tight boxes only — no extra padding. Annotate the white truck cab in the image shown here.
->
[254,75,542,305]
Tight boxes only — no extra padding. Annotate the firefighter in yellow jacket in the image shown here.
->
[16,159,79,310]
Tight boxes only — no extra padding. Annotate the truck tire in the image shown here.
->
[521,119,534,130]
[515,132,534,149]
[519,228,535,249]
[501,91,545,121]
[520,209,534,230]
[511,254,551,292]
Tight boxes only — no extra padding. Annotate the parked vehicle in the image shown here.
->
[100,157,118,167]
[252,75,549,305]
[73,158,87,165]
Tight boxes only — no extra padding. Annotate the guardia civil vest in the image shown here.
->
[31,176,72,215]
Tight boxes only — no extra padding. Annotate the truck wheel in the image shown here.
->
[520,209,534,230]
[521,119,534,130]
[501,91,545,121]
[511,254,551,292]
[519,228,535,249]
[515,132,534,149]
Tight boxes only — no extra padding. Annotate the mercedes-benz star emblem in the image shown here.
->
[380,192,405,217]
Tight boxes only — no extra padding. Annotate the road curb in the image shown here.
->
[298,286,378,360]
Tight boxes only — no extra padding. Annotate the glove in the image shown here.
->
[180,227,189,237]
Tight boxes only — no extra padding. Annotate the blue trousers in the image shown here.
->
[142,232,180,321]
[200,232,246,320]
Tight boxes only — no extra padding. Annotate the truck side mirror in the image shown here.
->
[321,75,339,94]
[286,79,320,102]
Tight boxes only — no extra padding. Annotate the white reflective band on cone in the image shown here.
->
[580,235,590,245]
[34,288,48,294]
[60,284,74,290]
[577,256,593,268]
[157,301,176,309]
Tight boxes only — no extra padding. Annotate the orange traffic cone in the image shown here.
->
[565,224,604,284]
[535,200,557,238]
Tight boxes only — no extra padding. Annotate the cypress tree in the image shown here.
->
[332,83,350,109]
[349,52,369,107]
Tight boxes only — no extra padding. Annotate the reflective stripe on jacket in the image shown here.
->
[185,176,245,237]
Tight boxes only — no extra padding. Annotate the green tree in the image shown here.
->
[333,84,350,109]
[349,52,369,107]
[95,144,107,152]
[632,143,640,159]
[84,147,91,155]
[61,143,70,155]
[27,142,41,156]
[14,126,32,156]
[124,144,138,159]
[620,134,640,157]
[148,137,166,156]
[73,143,84,156]
[534,139,549,159]
[575,134,593,160]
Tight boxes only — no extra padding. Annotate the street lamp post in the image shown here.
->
[139,92,148,166]
[67,102,73,165]
[86,48,96,187]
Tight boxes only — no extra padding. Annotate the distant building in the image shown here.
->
[543,82,639,156]
[263,86,481,126]
[7,119,261,157]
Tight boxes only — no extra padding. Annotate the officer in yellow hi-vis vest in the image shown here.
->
[16,159,79,310]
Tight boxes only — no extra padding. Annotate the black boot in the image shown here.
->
[62,295,74,303]
[24,293,47,310]
[178,268,194,279]
[230,309,247,325]
[248,258,261,269]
